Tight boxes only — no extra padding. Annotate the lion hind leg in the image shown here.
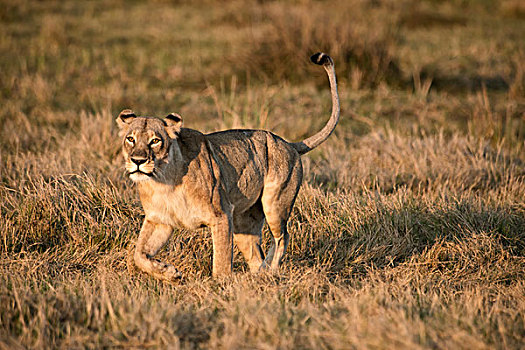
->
[261,158,303,271]
[134,220,181,281]
[264,219,290,270]
[235,233,265,272]
[233,201,266,272]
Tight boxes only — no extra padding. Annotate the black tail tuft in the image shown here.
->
[310,52,334,66]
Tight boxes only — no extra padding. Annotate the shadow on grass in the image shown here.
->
[290,199,525,282]
[418,70,510,93]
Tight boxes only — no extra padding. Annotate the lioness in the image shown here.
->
[117,53,339,280]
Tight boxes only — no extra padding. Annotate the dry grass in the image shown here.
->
[1,0,525,348]
[220,0,402,87]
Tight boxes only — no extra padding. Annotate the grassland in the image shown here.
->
[1,0,524,348]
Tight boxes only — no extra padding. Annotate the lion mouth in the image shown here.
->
[129,170,153,177]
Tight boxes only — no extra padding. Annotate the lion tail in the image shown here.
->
[292,53,340,155]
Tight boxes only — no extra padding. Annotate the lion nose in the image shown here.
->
[131,157,147,166]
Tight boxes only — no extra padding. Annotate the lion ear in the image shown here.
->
[165,113,183,138]
[116,109,137,129]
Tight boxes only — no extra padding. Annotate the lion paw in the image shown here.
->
[163,264,182,281]
[150,259,182,281]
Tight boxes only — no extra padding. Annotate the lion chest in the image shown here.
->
[138,182,205,230]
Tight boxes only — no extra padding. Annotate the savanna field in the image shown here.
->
[1,0,525,348]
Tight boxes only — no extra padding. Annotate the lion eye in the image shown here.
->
[150,138,162,146]
[126,136,135,143]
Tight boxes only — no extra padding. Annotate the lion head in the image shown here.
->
[116,109,182,182]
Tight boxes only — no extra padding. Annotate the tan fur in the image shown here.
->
[116,53,339,280]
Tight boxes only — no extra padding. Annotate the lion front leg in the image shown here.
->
[210,215,234,277]
[134,219,181,281]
